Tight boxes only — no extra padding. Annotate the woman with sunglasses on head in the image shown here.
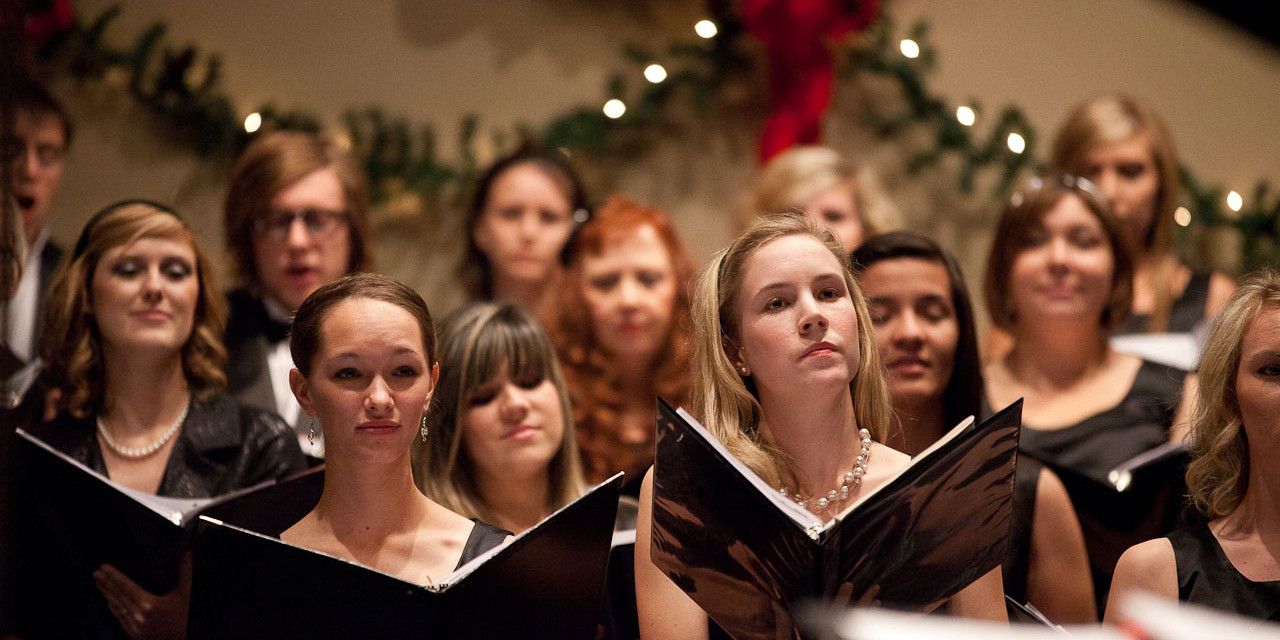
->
[853,231,1095,622]
[983,176,1196,618]
[26,200,305,640]
[635,213,1006,640]
[550,197,696,495]
[222,131,373,458]
[413,302,586,535]
[282,274,510,585]
[461,146,588,313]
[1051,96,1235,356]
[1107,270,1280,622]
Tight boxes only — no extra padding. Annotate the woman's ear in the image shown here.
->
[423,362,441,412]
[288,369,314,416]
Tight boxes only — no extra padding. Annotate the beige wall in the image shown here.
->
[47,0,1279,310]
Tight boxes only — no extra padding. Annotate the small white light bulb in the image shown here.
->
[603,99,627,119]
[956,106,976,127]
[1226,191,1243,212]
[1174,207,1192,227]
[695,20,718,39]
[243,112,262,133]
[900,39,920,59]
[1007,132,1026,154]
[644,64,668,84]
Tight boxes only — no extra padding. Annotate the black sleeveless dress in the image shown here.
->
[1168,523,1280,620]
[1018,360,1188,617]
[456,519,512,568]
[1117,272,1210,335]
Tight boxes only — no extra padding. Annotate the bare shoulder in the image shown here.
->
[1103,538,1178,622]
[1206,272,1238,318]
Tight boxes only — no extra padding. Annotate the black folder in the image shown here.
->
[6,428,324,638]
[650,399,1022,640]
[186,474,623,640]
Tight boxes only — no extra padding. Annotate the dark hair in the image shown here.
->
[460,146,589,300]
[290,273,436,377]
[41,200,226,416]
[852,231,983,431]
[984,174,1133,333]
[4,77,73,148]
[223,131,371,290]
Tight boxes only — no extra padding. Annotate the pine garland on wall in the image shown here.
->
[21,1,1278,273]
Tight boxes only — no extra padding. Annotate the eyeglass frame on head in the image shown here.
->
[253,208,349,241]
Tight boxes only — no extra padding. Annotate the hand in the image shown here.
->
[92,553,191,640]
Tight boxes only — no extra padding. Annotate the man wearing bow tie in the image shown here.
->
[221,131,372,459]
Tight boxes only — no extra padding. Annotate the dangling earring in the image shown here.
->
[308,418,316,446]
[420,415,429,442]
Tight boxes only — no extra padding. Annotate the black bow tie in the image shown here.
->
[262,314,292,343]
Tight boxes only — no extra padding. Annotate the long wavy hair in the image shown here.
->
[550,196,696,483]
[851,231,983,435]
[413,303,586,522]
[692,211,892,490]
[1185,269,1280,519]
[40,200,227,417]
[1051,95,1181,332]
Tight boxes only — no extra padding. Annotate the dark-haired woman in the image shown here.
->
[461,148,588,312]
[282,273,509,584]
[983,176,1195,616]
[29,200,305,639]
[854,231,1095,622]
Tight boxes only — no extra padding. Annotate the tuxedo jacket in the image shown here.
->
[223,289,285,419]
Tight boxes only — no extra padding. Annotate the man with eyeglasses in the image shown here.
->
[2,78,71,374]
[222,131,372,459]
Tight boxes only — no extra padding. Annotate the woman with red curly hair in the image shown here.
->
[551,197,696,494]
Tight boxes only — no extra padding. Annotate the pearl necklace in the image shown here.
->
[780,428,872,510]
[97,404,190,460]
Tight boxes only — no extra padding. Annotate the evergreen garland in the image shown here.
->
[28,3,1278,273]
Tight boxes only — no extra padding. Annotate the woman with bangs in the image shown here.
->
[982,176,1195,617]
[413,302,586,534]
[551,196,696,494]
[635,213,1006,640]
[1107,270,1280,621]
[27,200,305,639]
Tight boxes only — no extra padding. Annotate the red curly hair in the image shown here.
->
[550,196,696,484]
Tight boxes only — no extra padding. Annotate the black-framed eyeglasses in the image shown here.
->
[254,208,349,240]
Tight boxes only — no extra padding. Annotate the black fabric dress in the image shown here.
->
[1018,360,1188,618]
[456,519,512,568]
[1116,272,1210,335]
[1168,523,1280,621]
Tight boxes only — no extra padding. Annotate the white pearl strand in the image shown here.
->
[96,404,190,460]
[780,428,872,510]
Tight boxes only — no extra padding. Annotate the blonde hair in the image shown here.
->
[1051,95,1181,331]
[41,201,227,417]
[1185,270,1280,519]
[413,303,586,522]
[691,211,892,489]
[749,146,899,238]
